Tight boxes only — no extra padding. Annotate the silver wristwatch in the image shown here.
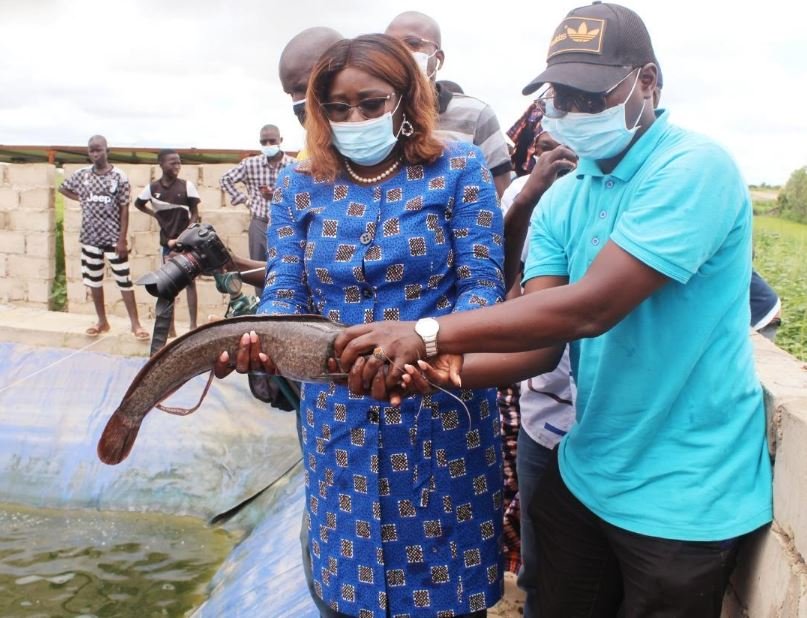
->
[414,317,440,358]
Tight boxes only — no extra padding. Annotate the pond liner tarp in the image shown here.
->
[0,341,318,615]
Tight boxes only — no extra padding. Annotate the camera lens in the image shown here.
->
[136,253,201,298]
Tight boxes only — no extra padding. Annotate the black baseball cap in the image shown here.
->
[523,2,657,95]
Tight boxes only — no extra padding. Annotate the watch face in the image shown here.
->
[416,317,439,337]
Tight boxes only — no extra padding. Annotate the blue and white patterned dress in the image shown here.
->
[259,141,505,617]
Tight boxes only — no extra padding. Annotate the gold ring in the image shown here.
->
[373,346,385,361]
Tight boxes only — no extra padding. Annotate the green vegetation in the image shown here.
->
[50,174,67,311]
[754,215,807,361]
[776,167,807,224]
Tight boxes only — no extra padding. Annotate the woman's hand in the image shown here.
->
[334,321,425,388]
[213,330,277,379]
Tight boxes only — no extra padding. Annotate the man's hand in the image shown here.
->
[334,321,426,390]
[401,354,464,393]
[214,331,277,379]
[516,145,577,209]
[116,238,128,260]
[258,185,272,200]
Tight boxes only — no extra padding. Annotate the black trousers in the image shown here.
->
[528,451,744,618]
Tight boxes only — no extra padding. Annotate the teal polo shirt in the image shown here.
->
[524,110,773,540]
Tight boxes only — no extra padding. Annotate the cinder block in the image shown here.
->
[0,212,7,230]
[63,206,82,233]
[201,164,239,189]
[132,231,161,256]
[66,281,89,305]
[115,164,153,189]
[19,188,54,211]
[224,233,250,258]
[8,255,54,279]
[729,525,805,617]
[0,254,6,277]
[7,163,55,188]
[0,187,19,211]
[0,278,26,302]
[773,400,807,562]
[9,209,54,233]
[62,164,87,180]
[129,255,160,280]
[26,279,52,305]
[25,232,56,259]
[65,258,83,281]
[180,165,200,186]
[0,230,26,254]
[128,209,156,233]
[0,163,8,185]
[197,187,224,210]
[203,211,249,236]
[63,232,82,259]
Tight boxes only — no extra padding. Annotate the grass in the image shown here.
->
[753,215,807,361]
[50,174,66,311]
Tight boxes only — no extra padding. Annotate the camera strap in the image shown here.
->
[149,297,175,356]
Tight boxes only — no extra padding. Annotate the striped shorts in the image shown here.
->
[81,244,133,289]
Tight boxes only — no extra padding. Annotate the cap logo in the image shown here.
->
[547,17,606,58]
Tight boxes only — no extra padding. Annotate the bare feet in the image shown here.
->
[132,326,150,341]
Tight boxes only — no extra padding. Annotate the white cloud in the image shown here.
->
[1,0,805,183]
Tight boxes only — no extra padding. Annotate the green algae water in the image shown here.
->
[0,503,235,617]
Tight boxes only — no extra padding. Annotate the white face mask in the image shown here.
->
[411,50,438,79]
[542,71,645,161]
[261,144,281,158]
[330,98,403,166]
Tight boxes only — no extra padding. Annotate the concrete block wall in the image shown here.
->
[61,163,252,323]
[0,163,56,308]
[723,335,807,617]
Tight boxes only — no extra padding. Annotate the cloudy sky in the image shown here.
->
[1,0,805,184]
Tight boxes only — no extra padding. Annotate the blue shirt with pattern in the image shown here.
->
[259,141,506,617]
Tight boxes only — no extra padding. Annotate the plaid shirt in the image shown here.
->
[220,153,295,219]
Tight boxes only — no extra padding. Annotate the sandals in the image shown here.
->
[85,324,111,337]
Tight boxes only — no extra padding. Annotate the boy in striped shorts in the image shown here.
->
[59,135,149,340]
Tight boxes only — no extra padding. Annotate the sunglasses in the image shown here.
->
[539,69,638,117]
[319,94,397,122]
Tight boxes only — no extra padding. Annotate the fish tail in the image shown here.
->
[97,412,141,465]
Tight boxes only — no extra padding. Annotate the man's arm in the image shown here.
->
[58,186,79,202]
[493,171,511,198]
[116,178,132,259]
[503,147,577,291]
[219,163,249,206]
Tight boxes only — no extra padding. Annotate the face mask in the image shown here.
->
[542,71,645,161]
[329,98,403,166]
[292,99,306,126]
[412,51,438,79]
[261,144,281,158]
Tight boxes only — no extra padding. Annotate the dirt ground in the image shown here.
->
[489,572,525,617]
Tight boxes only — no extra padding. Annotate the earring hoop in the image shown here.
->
[400,117,414,137]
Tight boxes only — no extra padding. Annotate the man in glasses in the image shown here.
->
[279,27,344,135]
[219,124,295,294]
[385,11,513,197]
[336,3,772,616]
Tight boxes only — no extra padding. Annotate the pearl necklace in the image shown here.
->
[344,158,401,184]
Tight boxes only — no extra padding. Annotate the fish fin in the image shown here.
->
[97,412,141,465]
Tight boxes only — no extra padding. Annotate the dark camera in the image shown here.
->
[137,223,230,299]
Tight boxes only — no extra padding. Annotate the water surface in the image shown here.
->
[0,503,235,618]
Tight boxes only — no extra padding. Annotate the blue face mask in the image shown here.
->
[261,144,281,158]
[329,98,403,166]
[542,71,645,161]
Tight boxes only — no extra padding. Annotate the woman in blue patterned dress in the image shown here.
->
[236,34,505,617]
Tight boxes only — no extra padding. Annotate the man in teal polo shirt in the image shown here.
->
[334,2,773,616]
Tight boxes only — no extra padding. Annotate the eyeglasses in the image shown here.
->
[539,69,637,118]
[400,35,439,52]
[319,94,397,122]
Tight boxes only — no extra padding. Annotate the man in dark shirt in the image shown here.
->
[134,149,201,332]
